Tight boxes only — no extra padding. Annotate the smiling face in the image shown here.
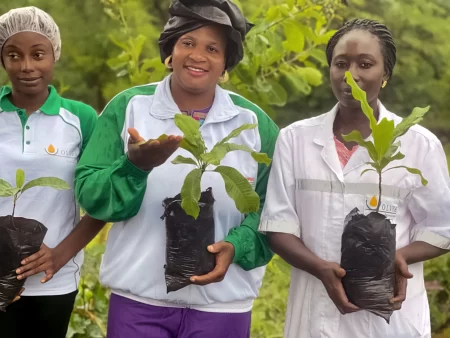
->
[1,31,54,95]
[170,25,227,95]
[330,29,387,109]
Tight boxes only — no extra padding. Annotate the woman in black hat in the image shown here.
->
[75,1,279,337]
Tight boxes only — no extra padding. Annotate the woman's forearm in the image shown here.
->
[398,241,449,265]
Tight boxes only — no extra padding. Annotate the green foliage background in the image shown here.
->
[1,0,449,337]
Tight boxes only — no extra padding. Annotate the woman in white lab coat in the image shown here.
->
[259,18,450,338]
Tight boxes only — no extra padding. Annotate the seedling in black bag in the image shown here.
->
[0,169,70,311]
[340,71,429,323]
[161,114,271,293]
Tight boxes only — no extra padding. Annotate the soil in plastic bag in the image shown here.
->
[0,215,47,311]
[340,208,396,323]
[161,187,215,293]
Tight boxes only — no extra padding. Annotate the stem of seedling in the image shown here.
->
[377,171,382,213]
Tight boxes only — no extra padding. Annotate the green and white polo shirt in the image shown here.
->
[0,85,97,296]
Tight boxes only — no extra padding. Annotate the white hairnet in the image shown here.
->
[0,6,61,62]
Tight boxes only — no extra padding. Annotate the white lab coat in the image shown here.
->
[259,102,450,338]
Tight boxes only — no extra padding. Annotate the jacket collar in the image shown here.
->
[0,85,61,115]
[149,74,240,124]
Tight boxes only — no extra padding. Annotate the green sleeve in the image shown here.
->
[74,91,150,222]
[224,96,279,270]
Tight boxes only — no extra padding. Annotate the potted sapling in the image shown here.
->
[0,169,70,311]
[161,114,271,292]
[339,71,429,323]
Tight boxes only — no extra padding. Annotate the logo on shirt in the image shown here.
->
[364,195,398,221]
[247,177,256,190]
[45,144,58,155]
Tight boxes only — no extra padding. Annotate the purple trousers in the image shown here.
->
[106,293,252,338]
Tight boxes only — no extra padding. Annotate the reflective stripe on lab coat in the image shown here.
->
[260,102,450,338]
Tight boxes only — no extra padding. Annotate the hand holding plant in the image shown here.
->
[127,128,182,171]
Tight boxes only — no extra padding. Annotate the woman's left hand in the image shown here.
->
[390,251,414,310]
[16,244,64,283]
[190,241,235,285]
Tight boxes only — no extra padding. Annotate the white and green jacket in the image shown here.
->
[75,75,279,312]
[0,85,97,296]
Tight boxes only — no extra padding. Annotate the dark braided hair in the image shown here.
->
[326,19,396,78]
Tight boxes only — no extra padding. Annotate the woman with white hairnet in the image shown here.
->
[0,6,106,338]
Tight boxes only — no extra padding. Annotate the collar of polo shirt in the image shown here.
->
[0,85,61,115]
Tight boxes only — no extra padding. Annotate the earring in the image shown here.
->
[164,55,173,69]
[382,80,387,88]
[219,71,229,83]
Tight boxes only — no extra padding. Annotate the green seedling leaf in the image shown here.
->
[384,141,401,159]
[201,143,272,166]
[180,168,203,219]
[393,106,430,139]
[383,166,428,186]
[0,179,15,197]
[342,130,378,161]
[16,169,25,189]
[174,114,206,158]
[214,166,260,214]
[22,177,71,193]
[148,134,169,142]
[361,168,377,177]
[344,71,377,131]
[372,118,395,161]
[218,124,257,146]
[172,155,198,166]
[251,152,272,166]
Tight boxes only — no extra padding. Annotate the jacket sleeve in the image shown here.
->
[224,112,279,270]
[75,93,150,222]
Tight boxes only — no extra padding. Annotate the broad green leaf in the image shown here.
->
[372,117,395,161]
[384,141,401,159]
[301,67,323,87]
[393,106,430,139]
[201,143,271,167]
[171,155,198,166]
[344,71,377,131]
[0,178,14,193]
[179,138,201,159]
[174,114,206,158]
[264,80,288,106]
[342,131,378,162]
[282,68,310,95]
[361,168,377,177]
[16,169,25,189]
[384,166,428,186]
[218,124,257,145]
[309,48,328,67]
[283,21,305,52]
[180,168,203,219]
[22,177,71,193]
[251,152,272,166]
[214,166,260,214]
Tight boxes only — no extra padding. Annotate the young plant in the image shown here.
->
[0,169,70,216]
[169,114,272,219]
[342,71,429,212]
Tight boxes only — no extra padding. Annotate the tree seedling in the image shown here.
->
[166,114,272,219]
[0,169,70,217]
[342,71,429,211]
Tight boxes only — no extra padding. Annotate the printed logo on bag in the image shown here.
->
[45,144,58,155]
[364,195,398,221]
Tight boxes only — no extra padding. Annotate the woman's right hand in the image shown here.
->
[127,128,182,171]
[317,262,360,315]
